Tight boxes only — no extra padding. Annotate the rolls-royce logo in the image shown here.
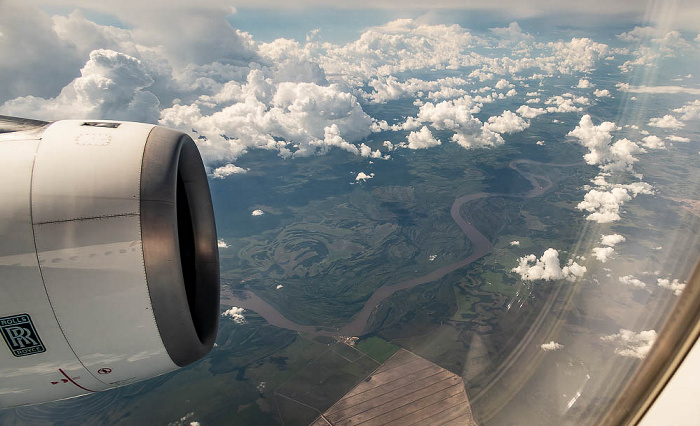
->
[0,314,46,357]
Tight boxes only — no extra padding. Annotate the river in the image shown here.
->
[220,160,581,337]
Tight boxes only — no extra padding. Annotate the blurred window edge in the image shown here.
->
[601,257,700,425]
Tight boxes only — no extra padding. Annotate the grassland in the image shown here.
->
[355,336,400,363]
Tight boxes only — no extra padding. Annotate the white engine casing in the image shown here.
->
[0,118,219,409]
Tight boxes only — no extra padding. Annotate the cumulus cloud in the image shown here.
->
[657,278,686,296]
[217,239,229,248]
[160,77,373,165]
[648,115,685,129]
[568,115,644,172]
[395,96,508,150]
[577,189,625,223]
[406,126,441,149]
[489,22,532,43]
[592,246,615,263]
[540,341,563,351]
[577,78,594,88]
[673,100,700,121]
[251,209,264,216]
[516,105,546,118]
[367,76,467,103]
[601,234,626,246]
[593,89,611,98]
[355,172,375,182]
[667,135,690,143]
[619,275,646,288]
[512,248,586,282]
[403,95,481,129]
[576,170,652,223]
[641,135,666,149]
[0,6,679,187]
[484,110,530,134]
[536,140,545,145]
[617,26,666,42]
[601,329,657,359]
[495,78,514,90]
[358,143,385,159]
[546,38,609,74]
[212,163,248,179]
[0,49,160,122]
[510,240,520,246]
[222,307,246,324]
[544,95,584,113]
[617,27,694,72]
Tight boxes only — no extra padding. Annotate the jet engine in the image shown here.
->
[0,117,219,408]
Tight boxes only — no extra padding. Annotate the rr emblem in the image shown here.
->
[0,314,46,357]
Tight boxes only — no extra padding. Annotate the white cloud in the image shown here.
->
[540,341,563,351]
[222,307,246,324]
[648,115,685,129]
[495,78,514,90]
[516,105,546,118]
[577,78,594,88]
[536,140,545,145]
[591,246,615,263]
[217,239,229,248]
[593,89,611,98]
[617,28,694,72]
[484,110,530,134]
[489,22,532,42]
[0,49,160,123]
[212,163,249,179]
[395,96,508,150]
[619,275,646,288]
[641,135,666,150]
[510,240,520,246]
[601,329,657,359]
[406,126,441,149]
[576,175,653,223]
[673,100,700,121]
[359,143,384,159]
[251,209,264,216]
[366,75,467,103]
[544,95,583,113]
[617,26,666,42]
[568,115,644,172]
[545,38,609,74]
[355,172,375,182]
[160,77,373,165]
[396,95,480,131]
[617,85,700,95]
[276,284,284,290]
[601,234,625,246]
[512,248,586,282]
[427,86,469,100]
[657,278,686,296]
[667,135,690,143]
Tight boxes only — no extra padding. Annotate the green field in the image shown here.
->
[355,336,400,363]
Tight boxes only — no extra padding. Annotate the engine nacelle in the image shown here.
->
[0,117,219,408]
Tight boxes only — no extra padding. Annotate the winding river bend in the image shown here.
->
[221,160,581,337]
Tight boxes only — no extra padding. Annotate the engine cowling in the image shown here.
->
[0,118,219,408]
